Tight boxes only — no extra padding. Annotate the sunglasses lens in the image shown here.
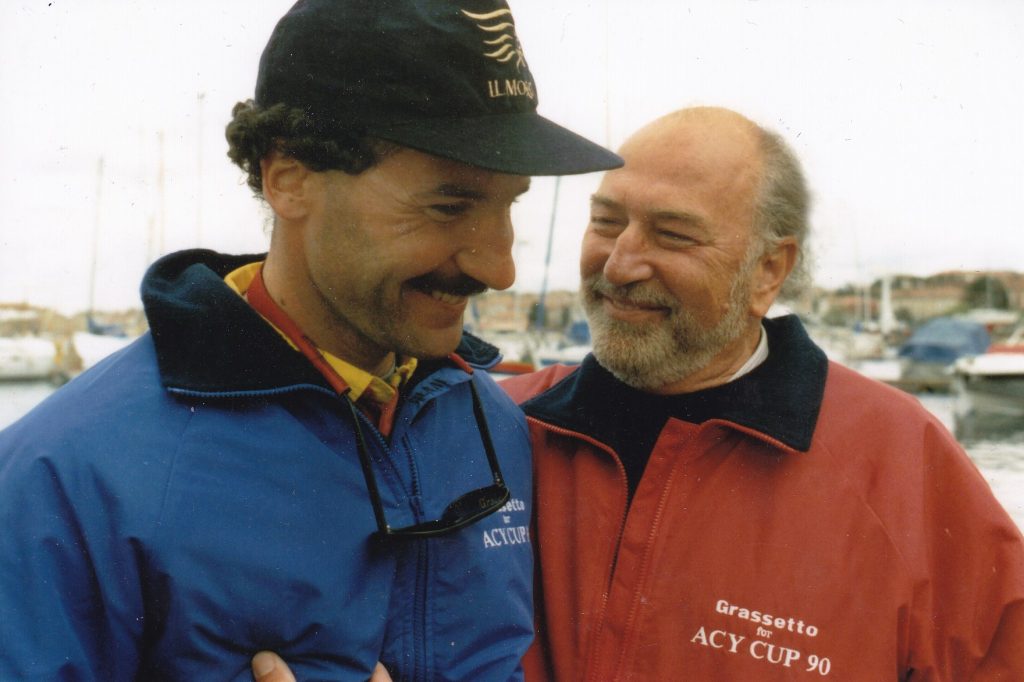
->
[439,485,510,526]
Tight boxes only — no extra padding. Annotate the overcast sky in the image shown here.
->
[2,0,1022,314]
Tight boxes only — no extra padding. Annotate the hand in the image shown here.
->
[252,652,294,682]
[251,651,393,682]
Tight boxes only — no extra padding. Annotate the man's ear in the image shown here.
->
[261,151,314,221]
[749,237,797,318]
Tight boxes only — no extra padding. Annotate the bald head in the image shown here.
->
[622,107,763,168]
[618,107,765,244]
[624,107,763,170]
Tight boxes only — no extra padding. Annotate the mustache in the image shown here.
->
[584,274,677,309]
[408,272,488,298]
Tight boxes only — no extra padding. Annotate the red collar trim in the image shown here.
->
[447,352,473,374]
[245,265,351,395]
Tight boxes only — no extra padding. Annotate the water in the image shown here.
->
[0,382,58,430]
[916,393,1024,531]
[1,383,1022,530]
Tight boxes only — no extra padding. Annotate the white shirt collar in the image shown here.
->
[727,324,769,383]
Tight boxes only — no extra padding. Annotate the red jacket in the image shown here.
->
[503,316,1024,681]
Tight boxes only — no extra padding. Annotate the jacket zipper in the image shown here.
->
[380,398,430,682]
[525,417,631,681]
[607,459,680,680]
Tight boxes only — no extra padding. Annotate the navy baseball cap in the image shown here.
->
[255,0,623,176]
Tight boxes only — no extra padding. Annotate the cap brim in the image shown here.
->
[365,113,623,176]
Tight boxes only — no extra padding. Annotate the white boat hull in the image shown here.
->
[0,337,58,381]
[953,353,1024,418]
[71,332,134,372]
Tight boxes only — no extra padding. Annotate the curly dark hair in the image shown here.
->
[225,100,393,196]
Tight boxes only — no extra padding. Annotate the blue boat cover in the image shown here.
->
[898,317,990,364]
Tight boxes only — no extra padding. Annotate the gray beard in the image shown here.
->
[581,268,753,391]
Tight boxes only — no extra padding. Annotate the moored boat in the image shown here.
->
[0,337,59,381]
[897,317,990,392]
[954,324,1024,419]
[69,331,135,375]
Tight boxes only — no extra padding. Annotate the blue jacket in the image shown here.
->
[0,250,534,681]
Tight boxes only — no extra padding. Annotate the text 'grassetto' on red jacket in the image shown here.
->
[502,315,1024,681]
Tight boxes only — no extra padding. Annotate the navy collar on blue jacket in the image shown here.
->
[141,249,501,396]
[521,315,828,457]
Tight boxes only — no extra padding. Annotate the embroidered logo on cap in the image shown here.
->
[461,7,536,101]
[461,8,525,70]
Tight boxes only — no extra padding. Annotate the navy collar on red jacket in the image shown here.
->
[520,315,828,455]
[140,249,501,396]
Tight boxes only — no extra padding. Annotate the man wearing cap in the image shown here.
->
[0,1,619,680]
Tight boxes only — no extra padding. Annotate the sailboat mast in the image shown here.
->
[534,177,561,331]
[157,131,166,257]
[88,157,104,319]
[196,92,205,245]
